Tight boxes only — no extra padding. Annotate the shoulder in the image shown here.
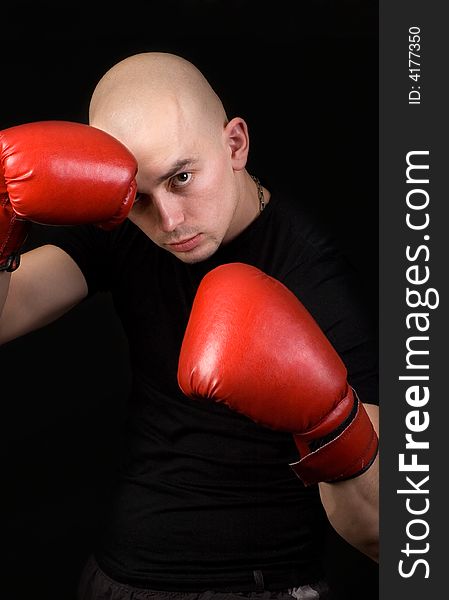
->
[264,184,346,280]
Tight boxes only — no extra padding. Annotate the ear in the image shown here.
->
[223,117,249,171]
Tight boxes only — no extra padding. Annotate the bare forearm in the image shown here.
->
[319,454,379,561]
[0,271,12,345]
[0,271,11,318]
[319,402,379,561]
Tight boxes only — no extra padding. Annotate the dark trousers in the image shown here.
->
[76,555,331,600]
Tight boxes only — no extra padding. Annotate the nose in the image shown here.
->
[152,192,185,233]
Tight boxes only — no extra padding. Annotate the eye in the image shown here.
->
[170,172,192,189]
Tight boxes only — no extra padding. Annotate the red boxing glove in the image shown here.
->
[0,194,27,272]
[178,263,378,487]
[0,120,138,271]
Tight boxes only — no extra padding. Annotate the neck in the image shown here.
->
[250,174,265,213]
[223,171,270,245]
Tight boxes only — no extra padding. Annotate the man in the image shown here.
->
[0,52,378,599]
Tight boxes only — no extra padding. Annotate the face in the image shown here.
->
[126,120,245,264]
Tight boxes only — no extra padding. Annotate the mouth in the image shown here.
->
[166,234,203,253]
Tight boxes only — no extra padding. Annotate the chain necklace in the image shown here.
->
[250,175,265,213]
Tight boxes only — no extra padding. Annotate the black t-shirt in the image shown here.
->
[32,187,378,590]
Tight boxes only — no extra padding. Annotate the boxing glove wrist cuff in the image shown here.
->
[289,392,378,487]
[0,252,21,272]
[0,203,28,272]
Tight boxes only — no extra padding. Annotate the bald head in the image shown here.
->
[89,52,228,153]
[87,52,255,263]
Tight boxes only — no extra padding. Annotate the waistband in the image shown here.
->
[92,555,324,593]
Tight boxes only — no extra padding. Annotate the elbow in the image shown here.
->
[355,531,379,563]
[337,516,379,563]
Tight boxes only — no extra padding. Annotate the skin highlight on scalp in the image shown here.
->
[89,52,228,151]
[87,51,264,266]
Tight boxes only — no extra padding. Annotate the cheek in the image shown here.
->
[200,166,236,220]
[127,208,159,240]
[194,187,234,230]
[128,207,146,228]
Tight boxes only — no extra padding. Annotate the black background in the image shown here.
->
[2,2,378,598]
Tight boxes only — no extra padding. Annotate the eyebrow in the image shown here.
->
[156,157,199,184]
